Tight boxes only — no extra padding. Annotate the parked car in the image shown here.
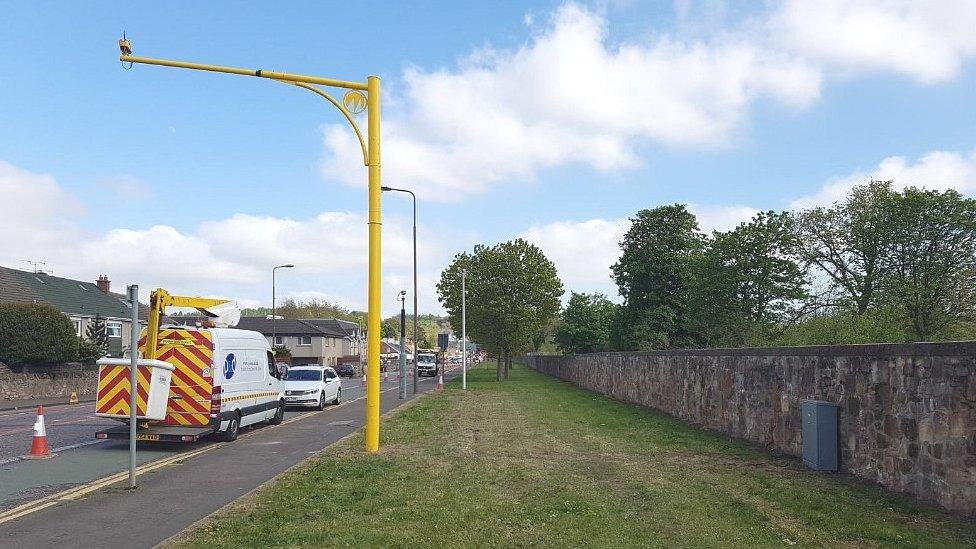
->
[416,352,439,377]
[450,356,462,365]
[336,363,356,377]
[284,366,341,410]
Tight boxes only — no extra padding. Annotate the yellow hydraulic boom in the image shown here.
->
[144,289,231,360]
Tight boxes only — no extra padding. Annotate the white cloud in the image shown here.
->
[790,148,976,209]
[519,204,757,297]
[0,160,435,316]
[0,161,81,267]
[770,0,976,84]
[521,218,628,289]
[322,3,822,201]
[320,2,976,202]
[687,204,760,233]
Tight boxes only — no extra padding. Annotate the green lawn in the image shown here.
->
[176,364,976,548]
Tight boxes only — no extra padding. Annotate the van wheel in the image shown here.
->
[219,413,240,442]
[332,388,341,405]
[316,392,327,411]
[269,400,285,425]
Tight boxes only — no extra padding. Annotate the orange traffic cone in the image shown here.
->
[382,369,388,381]
[25,406,52,459]
[436,373,444,392]
[362,373,367,387]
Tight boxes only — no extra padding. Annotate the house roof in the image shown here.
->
[301,318,360,336]
[167,315,357,338]
[0,266,149,321]
[235,317,350,338]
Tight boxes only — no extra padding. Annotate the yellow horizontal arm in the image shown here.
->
[120,55,368,91]
[161,295,231,311]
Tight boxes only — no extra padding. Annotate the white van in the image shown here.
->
[211,328,286,441]
[96,326,285,443]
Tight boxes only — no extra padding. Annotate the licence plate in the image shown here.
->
[136,434,160,441]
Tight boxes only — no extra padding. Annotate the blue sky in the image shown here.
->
[1,1,974,315]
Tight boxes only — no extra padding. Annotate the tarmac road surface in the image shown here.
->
[0,372,407,511]
[0,404,117,463]
[0,368,457,548]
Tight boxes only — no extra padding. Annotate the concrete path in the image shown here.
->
[0,369,455,548]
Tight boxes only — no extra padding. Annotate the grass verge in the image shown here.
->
[175,363,976,548]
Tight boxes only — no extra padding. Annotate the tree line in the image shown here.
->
[244,298,449,349]
[557,181,976,353]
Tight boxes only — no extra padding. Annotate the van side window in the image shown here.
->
[267,351,277,378]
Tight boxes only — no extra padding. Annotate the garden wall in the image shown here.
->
[521,343,976,517]
[0,362,98,403]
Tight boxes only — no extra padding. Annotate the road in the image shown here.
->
[0,371,415,510]
[0,367,458,548]
[0,404,116,463]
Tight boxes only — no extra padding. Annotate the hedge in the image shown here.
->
[0,303,78,366]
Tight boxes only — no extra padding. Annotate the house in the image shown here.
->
[233,317,364,368]
[0,267,149,357]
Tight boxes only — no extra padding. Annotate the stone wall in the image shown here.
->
[0,362,98,402]
[521,342,976,517]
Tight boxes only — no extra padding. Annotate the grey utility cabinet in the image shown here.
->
[802,399,839,471]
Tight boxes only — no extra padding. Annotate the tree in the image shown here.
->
[554,293,617,354]
[438,239,563,380]
[85,313,108,356]
[611,205,704,350]
[246,298,361,323]
[380,315,400,339]
[0,303,78,366]
[792,181,897,315]
[691,211,808,345]
[887,187,976,340]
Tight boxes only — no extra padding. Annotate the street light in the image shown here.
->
[398,290,407,400]
[119,39,386,452]
[380,186,419,394]
[272,264,294,350]
[461,268,467,391]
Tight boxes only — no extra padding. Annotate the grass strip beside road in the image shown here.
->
[176,364,976,548]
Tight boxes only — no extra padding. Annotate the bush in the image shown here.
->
[273,345,291,360]
[77,337,105,363]
[761,307,911,346]
[0,303,78,365]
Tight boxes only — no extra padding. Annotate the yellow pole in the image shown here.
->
[118,49,383,453]
[365,75,382,452]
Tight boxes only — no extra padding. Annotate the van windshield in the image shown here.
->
[286,370,323,381]
[418,354,436,364]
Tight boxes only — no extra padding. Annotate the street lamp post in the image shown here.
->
[272,264,294,351]
[380,186,418,394]
[119,41,385,452]
[398,290,407,400]
[461,269,467,391]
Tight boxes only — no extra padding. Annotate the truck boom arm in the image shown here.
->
[144,289,232,359]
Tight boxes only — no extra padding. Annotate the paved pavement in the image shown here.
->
[0,369,456,548]
[0,372,411,510]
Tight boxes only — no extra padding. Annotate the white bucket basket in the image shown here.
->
[96,358,175,421]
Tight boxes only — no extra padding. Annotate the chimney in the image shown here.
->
[96,275,111,294]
